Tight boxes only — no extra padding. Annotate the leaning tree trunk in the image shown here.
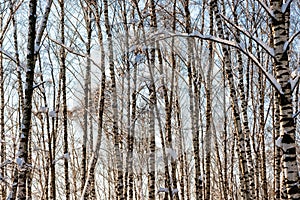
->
[231,1,256,198]
[213,0,251,199]
[80,1,106,198]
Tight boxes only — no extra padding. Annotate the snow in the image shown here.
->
[157,187,179,195]
[275,136,296,152]
[167,148,177,160]
[275,137,282,148]
[283,41,289,53]
[284,31,300,53]
[282,0,293,13]
[220,14,275,57]
[172,188,179,195]
[198,175,202,181]
[290,77,299,92]
[63,153,71,160]
[129,45,136,52]
[158,187,169,193]
[16,157,24,167]
[245,51,283,94]
[38,106,48,113]
[256,0,275,19]
[157,30,283,94]
[281,142,296,152]
[49,110,56,118]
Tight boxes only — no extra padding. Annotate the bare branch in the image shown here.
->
[220,14,275,58]
[0,47,25,70]
[47,36,103,70]
[256,0,276,19]
[291,76,300,92]
[35,0,53,54]
[0,0,24,42]
[283,30,300,53]
[155,30,284,94]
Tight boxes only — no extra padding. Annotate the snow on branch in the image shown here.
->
[220,14,275,58]
[291,76,300,92]
[256,0,276,19]
[48,36,103,70]
[275,134,296,152]
[282,0,294,13]
[157,187,178,196]
[293,110,300,118]
[290,66,300,92]
[283,30,300,53]
[0,160,12,168]
[52,153,70,164]
[155,30,284,95]
[0,48,24,69]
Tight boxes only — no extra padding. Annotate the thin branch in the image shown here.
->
[291,75,300,92]
[283,30,300,53]
[220,14,275,58]
[255,0,276,19]
[47,36,103,70]
[35,0,53,54]
[0,47,25,70]
[155,30,284,94]
[0,0,24,42]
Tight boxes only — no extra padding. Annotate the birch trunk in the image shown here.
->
[270,0,300,199]
[0,10,5,200]
[213,0,251,198]
[59,0,70,198]
[231,1,256,198]
[103,0,124,199]
[16,1,37,198]
[182,1,202,198]
[204,2,213,199]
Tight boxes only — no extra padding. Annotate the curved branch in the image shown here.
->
[255,0,276,20]
[283,30,300,53]
[220,14,275,58]
[155,30,283,94]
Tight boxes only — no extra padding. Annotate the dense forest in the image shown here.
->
[0,0,300,199]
